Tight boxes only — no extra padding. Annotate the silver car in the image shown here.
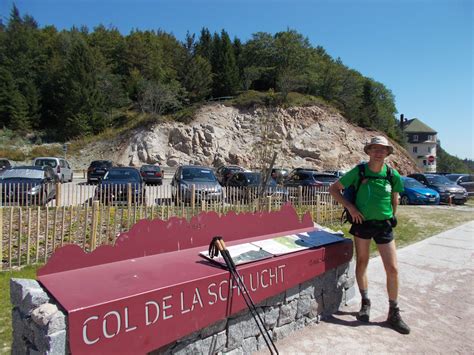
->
[33,157,73,183]
[171,165,223,203]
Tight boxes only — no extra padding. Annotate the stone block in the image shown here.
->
[201,330,226,354]
[10,279,46,307]
[20,289,50,315]
[285,286,299,303]
[200,318,227,338]
[242,336,258,353]
[273,322,296,341]
[296,295,312,319]
[227,312,258,349]
[47,330,67,354]
[223,347,244,355]
[299,280,315,297]
[260,292,285,307]
[277,300,297,326]
[31,303,66,335]
[264,306,279,328]
[344,284,357,305]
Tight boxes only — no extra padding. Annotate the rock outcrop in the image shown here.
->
[75,104,419,175]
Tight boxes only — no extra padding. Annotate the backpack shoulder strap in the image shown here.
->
[385,164,394,185]
[355,163,366,192]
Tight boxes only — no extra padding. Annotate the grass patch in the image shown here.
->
[325,205,474,255]
[0,265,40,353]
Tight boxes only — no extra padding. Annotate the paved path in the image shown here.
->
[255,220,474,354]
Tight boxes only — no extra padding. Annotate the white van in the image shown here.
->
[33,157,73,183]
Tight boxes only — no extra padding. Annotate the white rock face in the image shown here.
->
[74,104,418,175]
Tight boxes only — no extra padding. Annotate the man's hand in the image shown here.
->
[390,216,398,228]
[348,205,364,224]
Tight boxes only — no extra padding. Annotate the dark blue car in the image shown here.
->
[400,177,440,205]
[94,167,146,205]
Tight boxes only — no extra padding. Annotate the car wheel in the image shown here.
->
[400,195,410,205]
[70,173,73,182]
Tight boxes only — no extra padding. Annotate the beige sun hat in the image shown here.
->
[364,136,394,155]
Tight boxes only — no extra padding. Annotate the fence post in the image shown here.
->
[267,196,272,212]
[127,183,132,209]
[9,207,13,268]
[191,184,196,213]
[18,208,22,267]
[26,208,31,265]
[298,186,303,208]
[91,201,100,251]
[56,182,61,207]
[0,207,2,270]
[316,194,321,223]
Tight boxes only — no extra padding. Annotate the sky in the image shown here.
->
[1,0,472,159]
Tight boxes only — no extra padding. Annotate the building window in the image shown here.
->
[423,160,427,166]
[413,146,418,153]
[427,146,431,153]
[428,135,433,141]
[413,135,418,142]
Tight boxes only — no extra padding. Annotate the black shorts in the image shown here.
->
[349,220,393,245]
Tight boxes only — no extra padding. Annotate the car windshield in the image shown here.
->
[34,159,57,168]
[91,161,111,168]
[2,169,44,179]
[104,169,140,182]
[426,175,453,185]
[446,175,464,182]
[182,169,217,182]
[403,178,426,188]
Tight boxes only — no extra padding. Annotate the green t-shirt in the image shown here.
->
[339,164,404,221]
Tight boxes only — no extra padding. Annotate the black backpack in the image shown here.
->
[341,163,394,224]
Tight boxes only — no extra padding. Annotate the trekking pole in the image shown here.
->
[209,236,279,355]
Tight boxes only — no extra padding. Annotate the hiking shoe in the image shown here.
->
[356,298,371,322]
[387,306,411,334]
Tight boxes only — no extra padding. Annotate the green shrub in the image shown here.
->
[0,148,27,161]
[172,105,200,124]
[231,90,269,109]
[29,145,62,158]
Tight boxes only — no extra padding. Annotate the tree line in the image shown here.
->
[1,5,402,142]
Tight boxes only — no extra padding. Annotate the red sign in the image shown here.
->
[37,205,353,354]
[428,155,435,163]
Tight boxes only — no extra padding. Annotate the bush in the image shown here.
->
[0,147,27,161]
[172,105,200,124]
[29,145,62,158]
[231,90,269,109]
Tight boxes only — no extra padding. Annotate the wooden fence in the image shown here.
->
[0,186,343,270]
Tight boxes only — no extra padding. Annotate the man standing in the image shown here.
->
[328,136,410,334]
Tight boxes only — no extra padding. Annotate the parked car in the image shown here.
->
[87,160,113,184]
[445,174,474,196]
[0,158,12,172]
[323,170,346,178]
[284,170,338,188]
[94,167,146,205]
[215,165,245,186]
[408,173,468,204]
[226,171,289,202]
[172,165,223,203]
[140,165,164,185]
[271,168,290,184]
[33,157,73,183]
[0,166,58,206]
[399,177,440,205]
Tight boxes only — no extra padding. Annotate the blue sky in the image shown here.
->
[1,0,472,159]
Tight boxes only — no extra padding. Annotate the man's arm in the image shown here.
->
[328,180,364,224]
[391,192,399,216]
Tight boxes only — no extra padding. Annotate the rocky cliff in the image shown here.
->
[77,104,419,174]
